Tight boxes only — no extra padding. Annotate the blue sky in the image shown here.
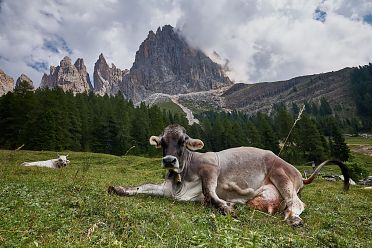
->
[1,0,372,87]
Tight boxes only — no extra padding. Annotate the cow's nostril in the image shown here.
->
[162,156,177,165]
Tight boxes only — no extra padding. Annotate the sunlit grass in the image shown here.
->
[345,136,372,145]
[0,150,371,247]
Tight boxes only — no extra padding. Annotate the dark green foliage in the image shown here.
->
[0,89,186,156]
[0,89,344,163]
[345,161,368,181]
[294,115,328,163]
[350,64,372,130]
[195,109,335,164]
[319,97,332,116]
[253,113,280,154]
[329,123,350,161]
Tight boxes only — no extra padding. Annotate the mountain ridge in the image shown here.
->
[0,25,363,119]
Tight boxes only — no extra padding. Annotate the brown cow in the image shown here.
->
[108,124,349,226]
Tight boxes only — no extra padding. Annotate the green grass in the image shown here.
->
[155,99,186,117]
[345,136,372,145]
[349,152,372,173]
[0,150,371,247]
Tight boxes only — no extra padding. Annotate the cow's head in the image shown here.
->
[56,154,70,167]
[149,124,204,170]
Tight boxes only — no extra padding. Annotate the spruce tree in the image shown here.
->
[295,115,327,163]
[329,123,350,161]
[254,113,279,154]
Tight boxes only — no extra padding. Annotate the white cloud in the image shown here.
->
[0,0,371,86]
[176,0,372,82]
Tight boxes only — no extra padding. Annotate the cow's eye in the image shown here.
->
[178,139,185,146]
[160,140,167,148]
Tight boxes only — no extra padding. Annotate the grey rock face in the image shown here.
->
[40,56,92,93]
[0,69,14,96]
[15,74,34,90]
[93,53,128,96]
[120,25,232,102]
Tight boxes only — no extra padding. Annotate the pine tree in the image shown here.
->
[295,115,327,163]
[319,98,332,116]
[329,123,350,161]
[254,113,279,154]
[273,107,293,140]
[244,121,262,147]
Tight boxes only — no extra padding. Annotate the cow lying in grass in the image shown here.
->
[21,155,70,168]
[108,124,350,227]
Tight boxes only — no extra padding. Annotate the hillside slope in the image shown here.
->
[223,67,355,115]
[166,66,357,116]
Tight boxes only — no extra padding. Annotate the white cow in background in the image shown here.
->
[21,155,70,168]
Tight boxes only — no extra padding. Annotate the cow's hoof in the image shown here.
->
[220,204,234,215]
[108,186,129,196]
[107,186,117,194]
[288,216,304,228]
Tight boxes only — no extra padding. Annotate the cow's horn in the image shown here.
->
[149,136,161,148]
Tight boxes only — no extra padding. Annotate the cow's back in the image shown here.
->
[216,147,272,191]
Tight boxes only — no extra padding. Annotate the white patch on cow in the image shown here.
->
[172,179,203,202]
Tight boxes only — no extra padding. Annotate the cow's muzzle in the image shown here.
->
[162,155,179,169]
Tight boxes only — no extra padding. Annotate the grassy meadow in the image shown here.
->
[0,148,371,247]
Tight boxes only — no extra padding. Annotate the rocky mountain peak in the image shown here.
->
[74,58,86,71]
[40,57,92,93]
[15,74,34,90]
[98,53,106,61]
[0,69,14,96]
[93,53,128,96]
[122,25,233,102]
[61,56,72,65]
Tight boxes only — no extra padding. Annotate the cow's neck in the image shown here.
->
[179,149,193,173]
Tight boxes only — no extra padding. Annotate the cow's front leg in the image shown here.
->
[108,183,167,197]
[200,166,234,215]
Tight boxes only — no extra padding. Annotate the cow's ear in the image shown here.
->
[149,136,161,148]
[186,138,204,151]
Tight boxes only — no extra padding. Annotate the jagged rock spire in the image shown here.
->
[93,53,128,96]
[121,25,232,102]
[41,56,92,93]
[0,69,14,96]
[15,74,34,90]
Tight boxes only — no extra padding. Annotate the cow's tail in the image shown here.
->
[302,159,350,191]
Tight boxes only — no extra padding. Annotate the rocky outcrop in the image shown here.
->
[15,74,34,90]
[40,56,92,93]
[0,69,14,96]
[93,53,128,96]
[120,25,232,102]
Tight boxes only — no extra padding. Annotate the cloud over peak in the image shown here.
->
[0,0,371,87]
